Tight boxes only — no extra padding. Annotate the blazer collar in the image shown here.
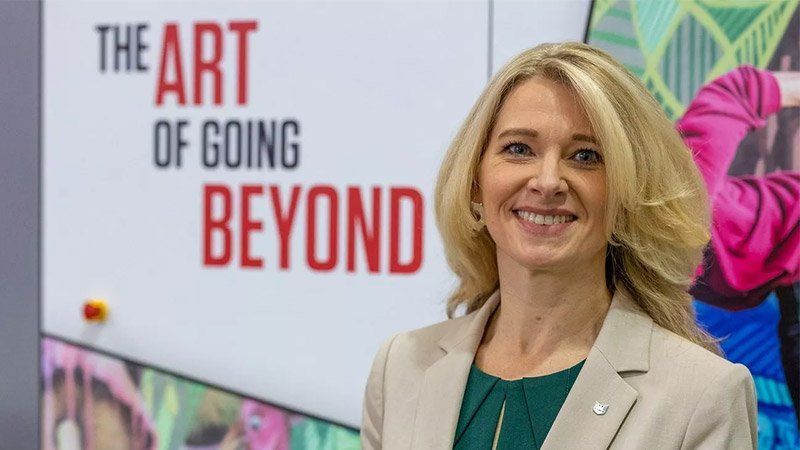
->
[412,285,653,449]
[589,284,652,372]
[437,290,502,354]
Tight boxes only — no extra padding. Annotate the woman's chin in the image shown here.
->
[504,250,569,272]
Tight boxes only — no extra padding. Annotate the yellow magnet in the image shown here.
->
[82,299,108,322]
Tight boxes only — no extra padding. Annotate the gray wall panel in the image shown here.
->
[0,0,40,448]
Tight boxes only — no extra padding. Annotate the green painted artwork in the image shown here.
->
[588,0,799,119]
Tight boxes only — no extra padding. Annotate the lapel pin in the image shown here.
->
[592,401,609,415]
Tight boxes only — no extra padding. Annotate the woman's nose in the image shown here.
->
[528,156,567,198]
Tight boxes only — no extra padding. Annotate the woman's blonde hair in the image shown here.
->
[434,42,719,353]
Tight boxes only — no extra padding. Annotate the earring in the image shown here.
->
[470,201,485,231]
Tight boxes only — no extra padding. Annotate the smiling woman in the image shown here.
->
[361,42,758,450]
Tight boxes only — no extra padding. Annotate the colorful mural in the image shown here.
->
[588,2,800,449]
[41,336,360,450]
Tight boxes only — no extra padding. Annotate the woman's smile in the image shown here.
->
[512,209,577,236]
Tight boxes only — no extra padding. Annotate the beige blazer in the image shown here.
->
[361,286,757,449]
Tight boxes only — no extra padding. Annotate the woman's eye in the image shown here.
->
[502,143,531,156]
[572,149,602,165]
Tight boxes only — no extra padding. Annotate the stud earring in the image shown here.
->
[470,201,485,230]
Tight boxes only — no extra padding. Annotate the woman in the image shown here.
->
[361,42,757,449]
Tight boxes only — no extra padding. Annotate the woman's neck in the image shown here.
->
[476,251,612,378]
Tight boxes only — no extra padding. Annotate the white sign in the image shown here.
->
[43,0,589,427]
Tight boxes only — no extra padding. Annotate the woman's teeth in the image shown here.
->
[515,210,576,225]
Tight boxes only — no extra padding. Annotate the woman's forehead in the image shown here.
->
[493,78,593,138]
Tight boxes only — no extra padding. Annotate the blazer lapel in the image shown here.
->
[411,292,501,450]
[542,286,653,449]
[540,348,638,449]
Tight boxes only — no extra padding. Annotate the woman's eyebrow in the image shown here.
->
[572,133,598,145]
[497,128,538,140]
[497,128,598,145]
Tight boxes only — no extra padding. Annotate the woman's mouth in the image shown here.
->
[513,210,577,225]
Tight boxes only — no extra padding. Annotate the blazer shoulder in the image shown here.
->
[647,325,757,448]
[648,321,744,384]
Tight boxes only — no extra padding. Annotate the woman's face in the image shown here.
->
[476,76,608,273]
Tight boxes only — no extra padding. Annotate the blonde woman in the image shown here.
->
[361,42,757,450]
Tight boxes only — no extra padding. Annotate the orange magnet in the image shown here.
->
[82,299,108,322]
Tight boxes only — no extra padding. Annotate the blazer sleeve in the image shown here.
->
[680,363,758,450]
[361,334,398,450]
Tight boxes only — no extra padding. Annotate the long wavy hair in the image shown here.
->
[434,42,719,353]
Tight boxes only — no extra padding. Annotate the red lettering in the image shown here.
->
[240,185,264,268]
[155,23,186,106]
[389,187,424,274]
[201,183,424,273]
[306,186,338,271]
[203,184,232,266]
[270,185,302,270]
[193,22,223,105]
[347,186,381,273]
[228,20,258,105]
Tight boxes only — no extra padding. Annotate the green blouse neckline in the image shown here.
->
[471,359,586,382]
[454,359,586,450]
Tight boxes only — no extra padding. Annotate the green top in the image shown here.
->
[453,360,585,450]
